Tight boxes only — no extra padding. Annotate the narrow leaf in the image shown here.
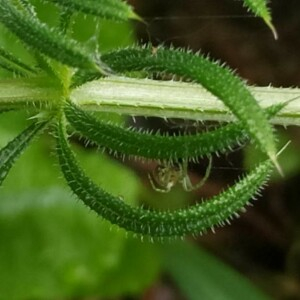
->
[57,118,273,238]
[0,1,98,71]
[163,242,271,300]
[47,0,141,22]
[242,0,277,39]
[0,60,28,77]
[0,46,37,74]
[102,46,278,166]
[0,121,48,186]
[65,102,284,162]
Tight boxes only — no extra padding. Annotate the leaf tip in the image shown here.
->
[271,155,283,177]
[270,141,291,177]
[265,19,278,40]
[129,11,144,23]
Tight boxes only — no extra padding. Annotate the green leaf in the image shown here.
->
[65,102,284,162]
[0,187,160,299]
[0,1,98,71]
[242,0,277,39]
[57,117,274,238]
[0,60,28,76]
[0,46,36,75]
[0,120,48,186]
[47,0,141,22]
[102,46,278,167]
[0,120,160,299]
[163,241,271,300]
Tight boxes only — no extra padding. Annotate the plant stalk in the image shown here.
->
[1,76,300,126]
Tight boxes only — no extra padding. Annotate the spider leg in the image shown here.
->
[147,173,171,193]
[180,160,190,191]
[182,156,213,191]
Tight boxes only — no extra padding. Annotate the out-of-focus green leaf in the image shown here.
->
[0,24,35,79]
[0,0,134,79]
[162,241,271,300]
[72,16,135,52]
[0,119,160,299]
[47,0,140,22]
[99,237,161,297]
[0,120,47,187]
[0,187,160,299]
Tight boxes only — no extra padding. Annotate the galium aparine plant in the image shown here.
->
[0,0,285,238]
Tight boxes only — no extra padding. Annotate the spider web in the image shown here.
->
[136,0,270,47]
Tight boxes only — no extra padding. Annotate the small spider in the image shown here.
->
[148,157,212,193]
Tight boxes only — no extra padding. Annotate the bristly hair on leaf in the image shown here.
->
[56,117,274,238]
[101,46,278,168]
[64,102,285,163]
[0,0,287,239]
[46,0,142,22]
[0,1,99,71]
[0,120,49,186]
[242,0,277,39]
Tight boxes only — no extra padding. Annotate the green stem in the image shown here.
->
[1,76,300,125]
[71,77,300,126]
[0,77,61,109]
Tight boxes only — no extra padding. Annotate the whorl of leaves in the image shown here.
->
[0,0,281,238]
[57,118,273,238]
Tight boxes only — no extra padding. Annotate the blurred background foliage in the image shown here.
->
[1,0,300,299]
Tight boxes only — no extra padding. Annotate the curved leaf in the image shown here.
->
[0,46,36,75]
[57,118,273,238]
[102,46,278,167]
[0,1,98,71]
[0,60,28,77]
[242,0,277,39]
[65,102,284,162]
[47,0,141,22]
[0,120,48,186]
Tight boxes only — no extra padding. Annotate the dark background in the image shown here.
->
[130,1,300,299]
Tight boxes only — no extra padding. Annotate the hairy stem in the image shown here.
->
[1,76,300,125]
[71,77,300,126]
